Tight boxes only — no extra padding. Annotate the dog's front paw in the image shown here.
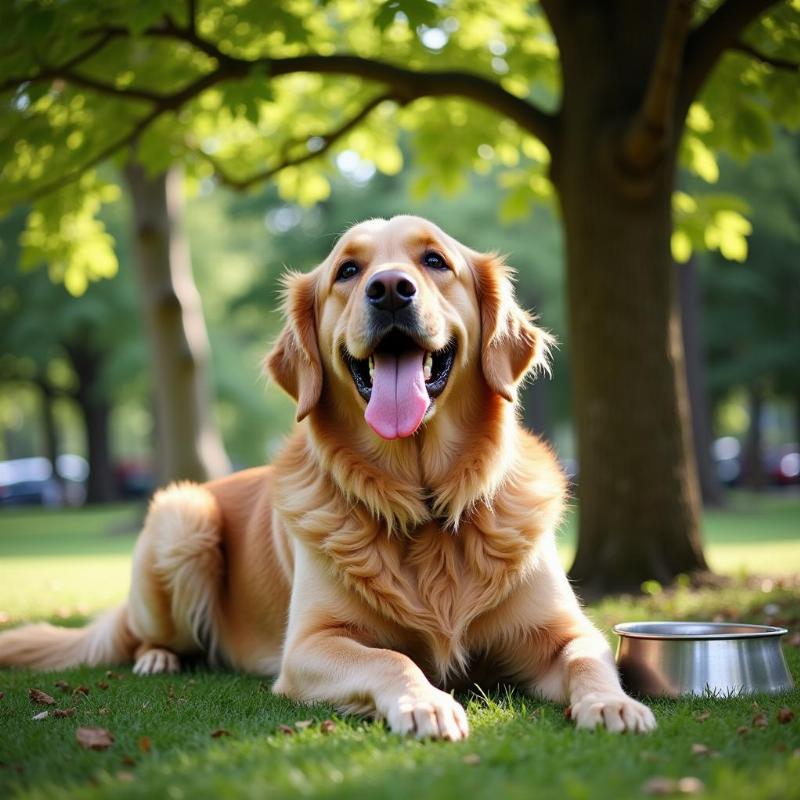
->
[383,688,469,741]
[568,692,656,733]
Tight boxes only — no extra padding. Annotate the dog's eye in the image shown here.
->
[336,260,360,282]
[422,251,448,270]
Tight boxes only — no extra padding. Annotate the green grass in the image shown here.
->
[1,495,799,799]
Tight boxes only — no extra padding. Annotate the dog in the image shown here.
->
[0,215,655,738]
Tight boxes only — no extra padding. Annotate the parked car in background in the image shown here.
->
[0,456,88,507]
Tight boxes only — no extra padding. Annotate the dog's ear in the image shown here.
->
[473,252,553,402]
[266,270,322,421]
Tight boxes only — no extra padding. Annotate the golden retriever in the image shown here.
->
[0,216,655,738]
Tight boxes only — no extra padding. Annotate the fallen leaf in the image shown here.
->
[137,736,151,753]
[73,685,90,697]
[736,726,749,735]
[98,707,110,715]
[693,710,710,723]
[116,771,134,783]
[643,777,676,795]
[106,671,122,680]
[76,727,114,750]
[29,688,56,706]
[210,729,231,738]
[278,724,294,735]
[677,777,705,794]
[32,711,49,721]
[54,680,70,693]
[320,719,336,734]
[0,691,4,700]
[462,753,481,765]
[753,712,769,728]
[777,707,795,724]
[691,743,710,756]
[121,756,136,767]
[97,681,109,690]
[53,707,76,718]
[294,719,313,730]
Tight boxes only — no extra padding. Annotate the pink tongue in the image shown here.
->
[365,349,429,440]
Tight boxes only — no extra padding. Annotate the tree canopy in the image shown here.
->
[2,0,798,293]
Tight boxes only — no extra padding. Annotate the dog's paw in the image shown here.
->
[568,692,656,733]
[383,688,470,741]
[133,647,180,676]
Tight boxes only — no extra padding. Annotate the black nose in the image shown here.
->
[365,270,417,312]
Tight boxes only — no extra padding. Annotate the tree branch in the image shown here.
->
[620,0,695,172]
[193,92,395,190]
[731,41,800,73]
[680,0,781,111]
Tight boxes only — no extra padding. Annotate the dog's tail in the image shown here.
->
[0,605,138,670]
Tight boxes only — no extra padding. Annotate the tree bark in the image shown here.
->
[552,2,708,596]
[740,383,767,490]
[65,344,117,504]
[124,163,230,486]
[34,378,65,502]
[677,257,724,507]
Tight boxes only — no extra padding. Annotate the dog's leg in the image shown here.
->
[274,628,469,740]
[127,483,223,670]
[133,643,181,675]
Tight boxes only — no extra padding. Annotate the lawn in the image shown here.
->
[0,494,798,799]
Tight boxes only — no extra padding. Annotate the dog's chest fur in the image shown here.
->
[321,516,536,681]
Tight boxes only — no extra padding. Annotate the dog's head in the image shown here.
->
[267,216,552,440]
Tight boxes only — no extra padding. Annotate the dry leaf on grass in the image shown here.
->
[737,726,749,735]
[294,720,313,730]
[54,680,70,693]
[76,727,114,750]
[777,707,795,724]
[98,707,110,715]
[693,710,711,723]
[676,777,705,794]
[29,688,56,706]
[121,755,136,767]
[73,686,90,697]
[320,720,336,734]
[32,711,49,721]
[210,729,231,738]
[462,754,481,765]
[54,707,76,718]
[0,691,4,700]
[752,712,769,728]
[278,724,294,735]
[97,681,109,690]
[137,736,151,753]
[105,671,123,680]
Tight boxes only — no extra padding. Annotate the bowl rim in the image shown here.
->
[613,621,789,640]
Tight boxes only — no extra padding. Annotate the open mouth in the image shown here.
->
[343,330,457,440]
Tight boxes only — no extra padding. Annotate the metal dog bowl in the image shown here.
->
[614,621,795,697]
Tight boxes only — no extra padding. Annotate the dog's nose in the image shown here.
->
[365,270,417,312]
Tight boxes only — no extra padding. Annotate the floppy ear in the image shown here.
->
[473,253,553,402]
[266,270,322,421]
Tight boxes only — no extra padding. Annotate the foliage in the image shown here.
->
[1,0,798,291]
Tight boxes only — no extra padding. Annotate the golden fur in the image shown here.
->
[0,215,655,738]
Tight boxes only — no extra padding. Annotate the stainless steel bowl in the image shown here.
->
[614,621,795,697]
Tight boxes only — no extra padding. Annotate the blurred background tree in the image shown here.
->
[1,0,798,593]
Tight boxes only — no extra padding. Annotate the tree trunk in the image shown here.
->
[740,383,766,490]
[34,378,65,502]
[65,344,117,504]
[124,163,230,487]
[552,3,707,596]
[677,257,724,507]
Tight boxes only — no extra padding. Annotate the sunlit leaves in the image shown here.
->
[19,173,121,296]
[671,191,752,264]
